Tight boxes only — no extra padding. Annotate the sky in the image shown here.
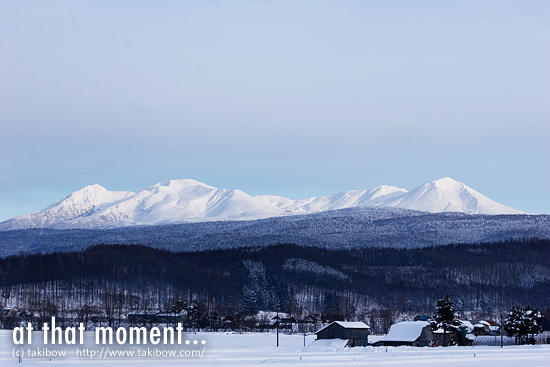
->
[0,0,549,221]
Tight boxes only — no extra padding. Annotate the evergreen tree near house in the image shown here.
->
[504,306,544,344]
[431,295,461,346]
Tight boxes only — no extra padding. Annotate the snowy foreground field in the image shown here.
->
[1,331,549,366]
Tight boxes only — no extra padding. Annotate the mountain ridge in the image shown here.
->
[0,177,525,230]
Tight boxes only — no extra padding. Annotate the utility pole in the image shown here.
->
[276,309,279,347]
[500,313,504,348]
[303,319,306,347]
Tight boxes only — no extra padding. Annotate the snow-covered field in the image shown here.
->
[1,331,548,366]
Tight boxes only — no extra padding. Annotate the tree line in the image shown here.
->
[1,238,549,333]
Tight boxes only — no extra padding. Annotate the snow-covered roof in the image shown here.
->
[379,321,429,342]
[460,320,474,332]
[333,321,371,329]
[315,321,370,334]
[368,335,386,344]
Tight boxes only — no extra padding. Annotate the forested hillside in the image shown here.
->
[1,207,548,257]
[1,238,549,332]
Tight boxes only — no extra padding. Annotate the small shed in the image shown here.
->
[315,321,370,347]
[374,321,433,347]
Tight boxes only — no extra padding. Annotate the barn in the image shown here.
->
[374,321,434,347]
[315,321,370,347]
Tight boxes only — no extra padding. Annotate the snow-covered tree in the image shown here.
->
[243,260,269,314]
[431,295,461,346]
[504,306,544,344]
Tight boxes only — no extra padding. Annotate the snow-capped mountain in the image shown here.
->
[0,184,135,230]
[0,177,524,230]
[384,177,524,215]
[256,185,408,215]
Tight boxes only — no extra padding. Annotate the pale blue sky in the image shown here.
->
[1,0,549,221]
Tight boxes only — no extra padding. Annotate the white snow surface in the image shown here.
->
[1,331,549,366]
[380,321,430,342]
[461,321,475,333]
[303,338,349,351]
[0,177,525,230]
[384,178,523,215]
[0,184,135,230]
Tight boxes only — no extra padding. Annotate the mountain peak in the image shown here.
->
[154,179,214,189]
[433,176,460,184]
[390,178,524,215]
[430,177,465,189]
[68,183,107,198]
[368,185,408,198]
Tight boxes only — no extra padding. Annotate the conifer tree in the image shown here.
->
[504,306,543,344]
[431,295,461,346]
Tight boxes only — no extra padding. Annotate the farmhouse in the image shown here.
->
[315,321,370,347]
[374,321,434,347]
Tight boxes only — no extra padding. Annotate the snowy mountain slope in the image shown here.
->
[0,177,525,230]
[117,179,283,224]
[385,177,524,215]
[256,185,407,214]
[2,179,284,230]
[0,184,134,230]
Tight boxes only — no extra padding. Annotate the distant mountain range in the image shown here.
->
[0,207,548,257]
[0,177,525,230]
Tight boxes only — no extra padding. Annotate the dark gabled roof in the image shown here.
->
[315,321,370,334]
